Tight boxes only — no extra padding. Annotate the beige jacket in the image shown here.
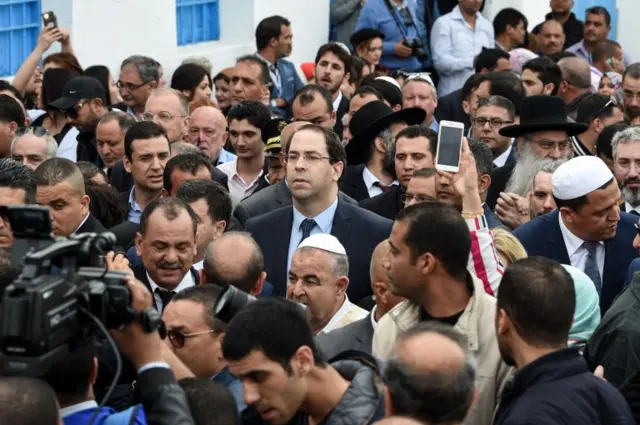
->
[372,275,513,425]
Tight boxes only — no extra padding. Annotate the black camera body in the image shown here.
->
[404,38,428,62]
[0,205,159,377]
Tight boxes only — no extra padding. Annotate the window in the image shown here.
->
[0,0,41,76]
[176,0,220,46]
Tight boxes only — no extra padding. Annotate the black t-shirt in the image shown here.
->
[420,308,464,327]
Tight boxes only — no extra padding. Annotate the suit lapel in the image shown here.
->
[331,202,352,242]
[276,181,292,207]
[546,211,571,264]
[273,207,294,293]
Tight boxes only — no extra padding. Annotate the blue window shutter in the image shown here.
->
[176,0,220,46]
[0,0,41,77]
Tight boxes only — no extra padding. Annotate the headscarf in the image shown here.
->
[602,71,623,104]
[509,48,538,75]
[562,265,601,345]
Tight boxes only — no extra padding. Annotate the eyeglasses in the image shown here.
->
[528,139,571,151]
[115,80,148,91]
[284,153,331,164]
[623,90,640,101]
[166,329,216,349]
[401,193,435,204]
[16,126,47,137]
[390,69,410,79]
[142,111,185,122]
[472,117,514,128]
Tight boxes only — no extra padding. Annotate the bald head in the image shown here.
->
[558,57,592,90]
[189,105,229,160]
[281,121,311,153]
[384,323,476,424]
[370,240,390,286]
[541,19,563,35]
[191,105,227,127]
[202,231,265,294]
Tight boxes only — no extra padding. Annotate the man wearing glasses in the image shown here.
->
[471,95,516,168]
[572,94,624,157]
[142,88,190,145]
[162,285,245,414]
[117,55,161,121]
[622,64,640,125]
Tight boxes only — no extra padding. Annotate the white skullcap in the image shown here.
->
[334,42,352,56]
[297,233,346,256]
[552,156,613,200]
[375,76,402,91]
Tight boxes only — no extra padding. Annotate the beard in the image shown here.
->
[497,336,516,367]
[506,144,569,196]
[383,144,396,178]
[622,182,640,208]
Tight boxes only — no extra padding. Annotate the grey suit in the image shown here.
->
[233,180,358,228]
[331,0,364,46]
[315,314,374,361]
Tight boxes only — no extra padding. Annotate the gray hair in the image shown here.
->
[384,322,477,424]
[150,87,190,116]
[296,247,350,278]
[506,144,569,196]
[120,55,160,84]
[611,126,640,159]
[558,57,592,90]
[171,141,200,156]
[98,110,136,133]
[11,133,58,159]
[182,56,213,75]
[532,159,565,190]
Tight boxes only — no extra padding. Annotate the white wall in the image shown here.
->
[34,0,329,81]
[616,0,640,63]
[482,0,548,31]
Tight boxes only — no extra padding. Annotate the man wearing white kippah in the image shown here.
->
[515,155,638,314]
[288,233,368,335]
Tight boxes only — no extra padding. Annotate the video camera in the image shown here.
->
[0,205,162,377]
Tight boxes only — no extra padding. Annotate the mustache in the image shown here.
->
[157,261,182,270]
[625,177,640,185]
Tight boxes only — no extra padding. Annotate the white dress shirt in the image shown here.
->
[626,202,640,215]
[319,295,368,334]
[558,214,605,278]
[147,270,195,311]
[192,260,204,271]
[362,166,399,198]
[493,144,512,168]
[72,213,91,236]
[333,91,343,113]
[217,160,264,206]
[370,305,378,330]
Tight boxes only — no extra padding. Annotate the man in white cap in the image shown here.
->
[288,233,368,335]
[515,156,638,314]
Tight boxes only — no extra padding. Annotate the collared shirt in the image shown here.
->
[128,187,144,224]
[566,40,633,67]
[287,198,339,274]
[431,5,494,96]
[192,260,204,271]
[591,65,603,92]
[147,270,195,311]
[126,106,140,121]
[493,144,513,168]
[72,213,90,236]
[217,160,264,205]
[625,202,640,215]
[429,118,439,132]
[256,52,282,94]
[61,401,99,418]
[558,213,605,278]
[320,295,354,334]
[333,91,343,113]
[216,148,237,165]
[370,305,379,330]
[362,166,399,198]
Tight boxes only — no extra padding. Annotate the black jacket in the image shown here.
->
[132,263,200,310]
[77,214,107,235]
[434,88,471,132]
[108,220,139,251]
[339,164,370,202]
[532,12,584,50]
[360,185,404,221]
[333,94,350,139]
[494,349,634,425]
[138,366,196,425]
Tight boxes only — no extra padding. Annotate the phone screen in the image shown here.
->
[437,125,464,167]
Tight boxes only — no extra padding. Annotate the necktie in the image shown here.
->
[375,182,391,192]
[155,288,175,312]
[582,241,602,295]
[299,219,317,244]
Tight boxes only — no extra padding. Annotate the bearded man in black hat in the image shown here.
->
[339,100,425,203]
[486,95,587,228]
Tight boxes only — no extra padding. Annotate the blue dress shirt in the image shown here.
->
[287,199,339,276]
[213,366,247,414]
[566,40,632,67]
[128,187,143,224]
[217,148,237,165]
[430,5,494,96]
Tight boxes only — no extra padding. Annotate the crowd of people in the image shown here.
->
[2,0,640,424]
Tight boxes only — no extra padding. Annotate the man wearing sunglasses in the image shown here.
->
[571,94,624,157]
[163,285,246,414]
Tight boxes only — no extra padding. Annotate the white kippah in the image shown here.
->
[334,42,352,56]
[375,76,402,91]
[552,156,613,200]
[297,233,346,255]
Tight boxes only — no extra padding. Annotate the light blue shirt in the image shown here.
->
[565,40,632,67]
[287,199,339,276]
[128,187,144,224]
[430,118,439,132]
[430,5,494,97]
[217,148,237,165]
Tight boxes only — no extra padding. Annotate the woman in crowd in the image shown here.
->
[562,265,601,350]
[350,28,384,75]
[213,68,234,112]
[84,65,123,106]
[598,72,623,103]
[493,227,527,268]
[171,63,213,103]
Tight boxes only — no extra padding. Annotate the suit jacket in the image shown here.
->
[486,161,515,210]
[131,263,200,310]
[434,88,471,132]
[625,258,640,287]
[233,180,359,228]
[269,58,305,118]
[109,220,139,251]
[76,213,107,235]
[315,314,374,361]
[339,164,370,202]
[514,210,638,314]
[333,94,350,139]
[483,203,502,229]
[360,185,404,221]
[246,201,392,303]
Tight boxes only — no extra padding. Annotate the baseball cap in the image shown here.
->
[50,76,108,111]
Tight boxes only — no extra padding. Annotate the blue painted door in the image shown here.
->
[573,0,618,40]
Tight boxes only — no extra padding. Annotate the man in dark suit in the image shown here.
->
[35,157,108,237]
[315,240,404,359]
[515,156,639,314]
[361,125,436,220]
[133,197,200,312]
[341,101,425,202]
[246,124,392,303]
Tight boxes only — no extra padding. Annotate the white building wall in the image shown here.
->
[38,0,329,81]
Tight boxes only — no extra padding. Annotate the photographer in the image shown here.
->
[222,297,385,425]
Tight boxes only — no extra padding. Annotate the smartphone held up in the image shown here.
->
[435,120,465,173]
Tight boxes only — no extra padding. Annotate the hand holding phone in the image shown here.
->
[41,11,58,28]
[435,120,465,173]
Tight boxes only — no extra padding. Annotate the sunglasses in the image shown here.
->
[16,126,47,137]
[591,96,618,122]
[166,329,216,348]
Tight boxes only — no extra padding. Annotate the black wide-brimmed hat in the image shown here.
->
[350,28,386,50]
[347,100,425,165]
[499,95,588,138]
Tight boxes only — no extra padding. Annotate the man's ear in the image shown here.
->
[478,174,491,194]
[135,232,143,257]
[123,156,132,174]
[252,271,266,296]
[161,188,170,198]
[80,194,90,217]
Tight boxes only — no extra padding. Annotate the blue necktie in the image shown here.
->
[583,241,602,295]
[299,219,317,245]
